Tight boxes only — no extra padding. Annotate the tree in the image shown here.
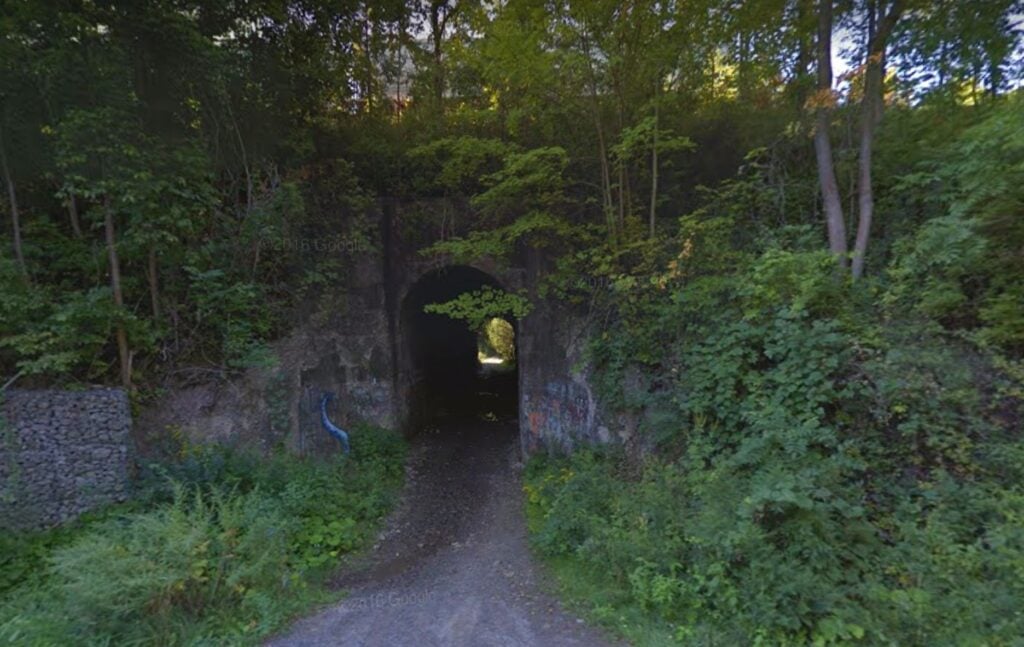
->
[427,0,455,106]
[610,112,695,238]
[0,6,40,280]
[52,105,162,389]
[851,0,905,279]
[0,121,26,279]
[812,0,848,266]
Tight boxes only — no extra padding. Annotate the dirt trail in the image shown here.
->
[267,397,616,647]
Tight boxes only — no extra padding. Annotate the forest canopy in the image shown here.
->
[1,0,1021,389]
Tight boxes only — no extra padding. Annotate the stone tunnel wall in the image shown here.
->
[1,389,132,530]
[518,305,608,454]
[516,249,618,454]
[136,198,620,458]
[135,232,397,458]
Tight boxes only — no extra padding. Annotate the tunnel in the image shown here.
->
[400,265,518,427]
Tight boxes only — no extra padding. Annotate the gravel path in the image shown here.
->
[267,398,616,647]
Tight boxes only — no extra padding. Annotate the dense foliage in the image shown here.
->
[524,95,1024,645]
[4,0,1019,391]
[0,426,405,645]
[2,0,1023,644]
[0,0,384,389]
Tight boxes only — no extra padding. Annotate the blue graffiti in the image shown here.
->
[320,393,351,454]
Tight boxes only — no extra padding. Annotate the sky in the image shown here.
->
[832,13,1024,93]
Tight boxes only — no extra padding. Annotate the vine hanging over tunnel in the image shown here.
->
[423,286,532,332]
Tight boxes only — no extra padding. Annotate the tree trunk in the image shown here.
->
[596,117,614,230]
[147,246,160,321]
[649,87,659,239]
[67,192,84,238]
[362,13,374,111]
[104,196,131,389]
[793,0,815,113]
[852,0,903,279]
[225,100,253,214]
[581,31,615,231]
[0,126,27,278]
[813,0,847,265]
[429,1,450,110]
[614,71,627,233]
[989,60,1001,98]
[617,159,626,232]
[737,31,752,103]
[852,73,878,279]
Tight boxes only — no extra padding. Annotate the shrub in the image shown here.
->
[0,427,405,645]
[527,445,1024,645]
[528,215,1024,644]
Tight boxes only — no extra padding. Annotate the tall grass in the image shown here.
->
[0,425,405,646]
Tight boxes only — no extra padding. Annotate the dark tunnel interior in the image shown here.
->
[402,266,518,424]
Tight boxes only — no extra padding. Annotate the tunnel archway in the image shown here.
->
[399,265,519,428]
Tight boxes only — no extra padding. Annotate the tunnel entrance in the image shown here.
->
[400,266,518,427]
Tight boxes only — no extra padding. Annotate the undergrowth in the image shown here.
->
[0,424,405,646]
[525,97,1024,646]
[525,253,1024,645]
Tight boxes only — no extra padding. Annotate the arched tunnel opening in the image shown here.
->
[401,266,519,427]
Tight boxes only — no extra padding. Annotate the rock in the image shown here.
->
[1,388,131,531]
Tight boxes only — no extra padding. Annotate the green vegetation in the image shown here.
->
[480,317,517,363]
[3,0,1018,390]
[424,286,532,332]
[2,0,1023,645]
[523,95,1024,646]
[526,437,1024,645]
[0,427,405,645]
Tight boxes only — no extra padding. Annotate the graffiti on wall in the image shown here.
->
[521,379,595,452]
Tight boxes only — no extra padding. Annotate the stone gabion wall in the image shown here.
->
[1,388,132,530]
